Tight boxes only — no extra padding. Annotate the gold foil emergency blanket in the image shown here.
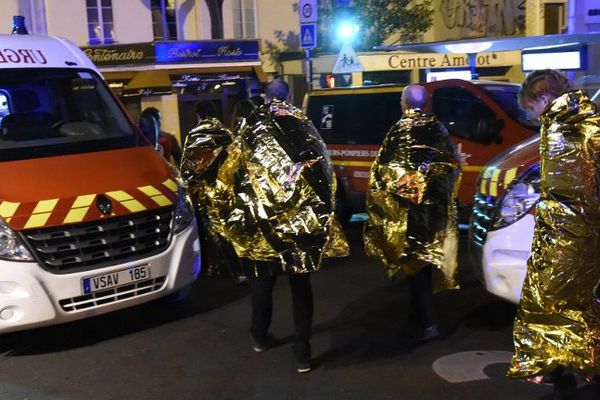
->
[181,118,234,275]
[363,109,460,292]
[187,101,349,276]
[181,118,232,186]
[509,91,600,379]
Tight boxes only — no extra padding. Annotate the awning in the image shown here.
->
[101,62,268,90]
[253,65,268,83]
[124,70,172,90]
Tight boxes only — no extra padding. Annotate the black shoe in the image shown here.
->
[251,334,268,353]
[544,366,565,384]
[297,361,312,374]
[419,325,440,341]
[553,373,577,392]
[235,274,248,285]
[292,342,312,374]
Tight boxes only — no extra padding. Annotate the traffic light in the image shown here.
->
[325,74,335,88]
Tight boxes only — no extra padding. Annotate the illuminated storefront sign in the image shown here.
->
[82,40,260,66]
[296,50,521,78]
[82,43,154,65]
[426,70,472,82]
[155,41,260,63]
[359,51,521,71]
[521,44,586,72]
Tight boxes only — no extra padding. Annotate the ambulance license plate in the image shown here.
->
[82,265,150,294]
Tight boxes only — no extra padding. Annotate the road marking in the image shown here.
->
[432,351,512,383]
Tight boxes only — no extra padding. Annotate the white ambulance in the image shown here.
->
[0,33,200,333]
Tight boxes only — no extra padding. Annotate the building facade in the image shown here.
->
[0,0,298,71]
[1,0,598,130]
[284,0,571,93]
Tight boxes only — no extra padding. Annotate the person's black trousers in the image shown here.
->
[406,264,436,329]
[249,272,313,357]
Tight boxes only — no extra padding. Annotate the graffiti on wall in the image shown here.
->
[440,0,526,37]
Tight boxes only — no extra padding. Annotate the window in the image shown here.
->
[306,92,402,145]
[86,0,115,45]
[432,87,499,144]
[544,3,566,34]
[0,69,139,162]
[479,84,539,129]
[151,0,177,41]
[0,91,9,125]
[362,71,411,86]
[233,0,255,39]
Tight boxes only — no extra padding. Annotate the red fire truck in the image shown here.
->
[304,79,539,222]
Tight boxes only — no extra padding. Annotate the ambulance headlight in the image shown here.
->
[173,186,194,234]
[0,220,34,261]
[492,165,540,229]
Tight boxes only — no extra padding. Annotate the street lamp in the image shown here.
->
[333,6,359,43]
[336,20,359,42]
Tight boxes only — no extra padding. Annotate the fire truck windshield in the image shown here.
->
[0,68,140,162]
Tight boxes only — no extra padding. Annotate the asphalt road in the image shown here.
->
[1,223,599,400]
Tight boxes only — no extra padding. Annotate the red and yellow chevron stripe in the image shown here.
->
[478,167,519,197]
[0,178,179,231]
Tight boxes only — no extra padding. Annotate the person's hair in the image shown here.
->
[248,95,264,108]
[141,106,161,122]
[518,69,573,108]
[195,100,218,120]
[138,113,158,144]
[401,84,427,110]
[265,78,289,101]
[233,100,256,121]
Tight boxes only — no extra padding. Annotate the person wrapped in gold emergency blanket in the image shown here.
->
[509,69,600,384]
[183,79,348,373]
[180,101,239,278]
[364,84,461,341]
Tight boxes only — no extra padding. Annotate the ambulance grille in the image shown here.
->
[23,207,173,273]
[470,194,496,245]
[59,276,167,312]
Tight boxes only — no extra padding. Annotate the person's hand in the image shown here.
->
[456,143,471,166]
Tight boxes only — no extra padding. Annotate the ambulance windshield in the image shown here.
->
[0,68,140,161]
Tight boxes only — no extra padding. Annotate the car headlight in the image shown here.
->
[492,165,540,229]
[0,220,34,261]
[173,185,194,234]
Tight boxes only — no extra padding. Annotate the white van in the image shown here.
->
[0,33,200,333]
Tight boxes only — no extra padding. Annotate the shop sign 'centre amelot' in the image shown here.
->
[387,52,517,70]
